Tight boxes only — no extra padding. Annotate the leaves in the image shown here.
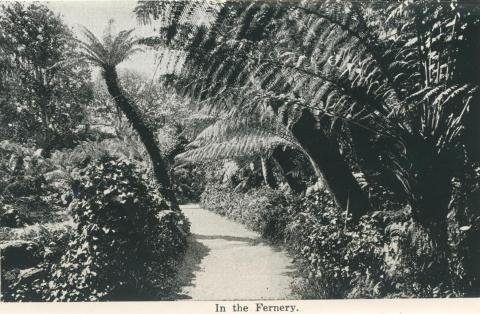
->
[77,24,142,69]
[0,2,93,146]
[176,114,303,163]
[3,156,190,301]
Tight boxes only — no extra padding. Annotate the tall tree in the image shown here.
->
[77,25,179,209]
[0,2,92,149]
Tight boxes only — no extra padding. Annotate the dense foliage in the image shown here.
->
[1,2,192,302]
[202,183,289,242]
[0,3,93,150]
[0,140,69,226]
[4,157,189,301]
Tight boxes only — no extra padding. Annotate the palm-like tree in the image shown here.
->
[78,25,179,209]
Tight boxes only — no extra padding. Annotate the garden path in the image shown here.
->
[172,204,297,300]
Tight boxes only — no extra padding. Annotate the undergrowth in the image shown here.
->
[3,156,190,301]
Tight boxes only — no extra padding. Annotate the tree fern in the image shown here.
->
[176,114,302,164]
[77,23,180,208]
[176,134,295,164]
[136,0,479,225]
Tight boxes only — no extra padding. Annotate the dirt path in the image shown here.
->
[173,204,297,301]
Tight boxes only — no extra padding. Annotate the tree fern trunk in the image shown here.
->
[260,156,277,189]
[103,66,179,210]
[292,110,371,220]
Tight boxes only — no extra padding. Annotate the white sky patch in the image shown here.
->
[45,0,161,78]
[42,0,222,79]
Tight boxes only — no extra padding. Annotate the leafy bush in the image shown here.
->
[0,140,66,224]
[25,225,75,265]
[173,164,206,204]
[284,192,386,298]
[1,223,74,301]
[291,195,480,298]
[201,183,289,242]
[5,157,189,301]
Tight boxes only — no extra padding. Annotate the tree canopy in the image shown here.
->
[0,2,93,149]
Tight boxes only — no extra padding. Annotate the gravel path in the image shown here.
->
[173,204,297,301]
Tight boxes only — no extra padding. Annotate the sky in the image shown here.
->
[45,0,160,77]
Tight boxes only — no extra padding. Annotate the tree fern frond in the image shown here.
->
[77,25,141,69]
[176,134,297,164]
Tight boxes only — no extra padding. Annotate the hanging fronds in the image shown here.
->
[176,133,296,164]
[139,0,480,210]
[77,26,143,69]
[177,112,302,164]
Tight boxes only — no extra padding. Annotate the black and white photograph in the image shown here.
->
[0,0,479,308]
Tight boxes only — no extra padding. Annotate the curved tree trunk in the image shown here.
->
[103,66,179,210]
[291,110,371,220]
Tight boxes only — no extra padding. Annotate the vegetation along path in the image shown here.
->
[174,204,297,300]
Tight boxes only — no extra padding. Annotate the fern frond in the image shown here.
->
[176,134,296,164]
[77,26,142,69]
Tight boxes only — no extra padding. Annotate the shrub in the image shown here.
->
[286,194,477,298]
[201,183,289,242]
[1,224,75,301]
[0,140,68,225]
[285,192,385,298]
[5,157,189,301]
[173,164,206,204]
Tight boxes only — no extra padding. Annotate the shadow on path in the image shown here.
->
[194,234,265,246]
[173,204,297,300]
[166,235,210,300]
